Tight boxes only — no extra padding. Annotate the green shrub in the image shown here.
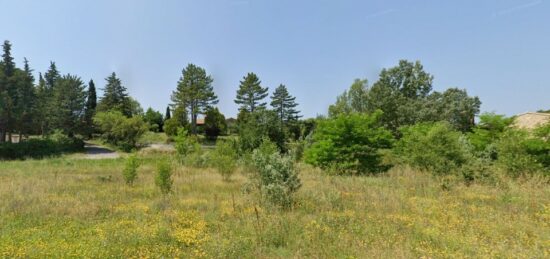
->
[237,109,286,153]
[0,132,84,160]
[204,108,227,140]
[394,122,470,175]
[304,111,394,175]
[163,118,180,137]
[123,154,139,185]
[155,160,173,194]
[495,129,545,177]
[251,139,301,209]
[468,113,513,159]
[211,140,238,181]
[93,111,148,151]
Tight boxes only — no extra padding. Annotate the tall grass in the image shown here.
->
[0,155,548,258]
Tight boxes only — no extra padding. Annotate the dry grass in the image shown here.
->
[0,154,549,258]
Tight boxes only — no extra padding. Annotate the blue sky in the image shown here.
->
[1,0,548,118]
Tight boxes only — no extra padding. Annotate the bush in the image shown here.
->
[251,139,301,209]
[93,111,148,151]
[0,132,84,160]
[123,154,139,185]
[163,118,180,137]
[238,109,286,153]
[468,113,514,159]
[155,160,173,194]
[495,129,545,177]
[304,111,393,175]
[210,140,238,181]
[394,122,470,175]
[204,108,227,140]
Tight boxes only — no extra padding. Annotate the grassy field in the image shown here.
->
[1,153,549,258]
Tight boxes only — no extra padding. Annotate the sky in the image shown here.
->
[1,0,549,118]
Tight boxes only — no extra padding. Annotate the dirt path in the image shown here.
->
[83,143,120,159]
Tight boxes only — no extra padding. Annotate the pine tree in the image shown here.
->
[35,73,49,135]
[165,105,171,120]
[16,58,36,138]
[0,40,16,142]
[51,74,87,137]
[44,61,60,90]
[171,64,218,134]
[84,79,97,137]
[235,72,268,113]
[98,72,132,117]
[270,84,301,127]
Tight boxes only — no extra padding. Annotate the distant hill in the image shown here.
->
[514,112,550,129]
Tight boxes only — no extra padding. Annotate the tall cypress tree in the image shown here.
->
[84,79,97,136]
[171,64,218,134]
[98,72,132,117]
[165,105,171,120]
[234,72,268,113]
[270,84,301,127]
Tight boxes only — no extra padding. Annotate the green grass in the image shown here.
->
[0,154,549,258]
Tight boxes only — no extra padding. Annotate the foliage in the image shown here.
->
[468,113,514,158]
[251,139,301,208]
[495,128,547,177]
[234,72,268,113]
[270,84,301,127]
[50,74,87,137]
[304,111,394,175]
[328,79,369,117]
[237,109,286,153]
[84,79,97,137]
[155,160,172,194]
[210,140,238,181]
[163,118,180,137]
[93,111,148,151]
[171,63,218,134]
[143,108,164,132]
[97,72,134,117]
[204,108,227,140]
[394,122,470,175]
[0,131,84,160]
[123,154,139,185]
[174,128,197,156]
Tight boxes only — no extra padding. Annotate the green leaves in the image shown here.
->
[235,72,268,113]
[305,111,394,175]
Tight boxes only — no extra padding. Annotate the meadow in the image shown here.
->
[1,152,549,258]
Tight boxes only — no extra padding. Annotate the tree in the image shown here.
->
[304,111,394,175]
[84,79,97,137]
[235,72,268,113]
[171,64,218,134]
[14,58,36,138]
[144,107,164,132]
[368,60,433,134]
[438,88,481,132]
[328,79,369,117]
[50,74,87,137]
[0,40,16,142]
[204,107,227,140]
[165,105,171,120]
[97,72,133,117]
[270,84,301,128]
[238,109,286,152]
